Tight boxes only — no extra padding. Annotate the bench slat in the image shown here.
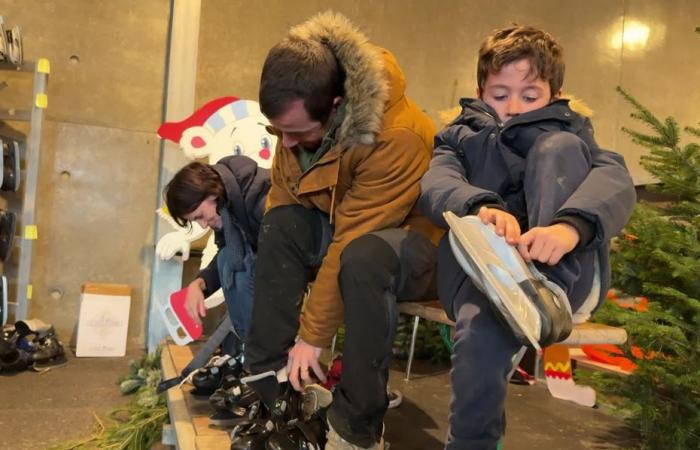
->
[563,322,627,345]
[397,301,627,345]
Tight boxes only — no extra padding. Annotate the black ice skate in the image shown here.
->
[0,324,29,372]
[192,353,244,398]
[15,319,67,369]
[444,212,573,349]
[229,381,310,450]
[0,209,16,262]
[0,137,21,192]
[1,275,7,326]
[209,376,261,427]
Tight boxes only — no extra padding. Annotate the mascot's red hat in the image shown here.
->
[157,96,239,143]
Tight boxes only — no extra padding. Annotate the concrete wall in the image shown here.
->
[197,0,700,185]
[0,0,697,347]
[0,0,169,347]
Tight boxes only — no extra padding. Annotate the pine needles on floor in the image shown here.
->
[50,347,168,450]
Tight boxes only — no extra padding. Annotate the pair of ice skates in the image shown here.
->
[0,318,66,372]
[444,212,573,350]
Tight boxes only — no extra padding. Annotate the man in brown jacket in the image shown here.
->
[239,12,440,450]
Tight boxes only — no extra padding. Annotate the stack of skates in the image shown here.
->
[0,318,66,372]
[173,346,330,450]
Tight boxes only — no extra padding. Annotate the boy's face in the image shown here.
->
[478,58,558,124]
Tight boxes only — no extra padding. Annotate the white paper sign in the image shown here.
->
[76,284,131,357]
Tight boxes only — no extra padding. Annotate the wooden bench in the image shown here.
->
[396,300,628,406]
[161,342,231,450]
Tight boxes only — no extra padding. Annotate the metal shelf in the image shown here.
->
[1,58,50,321]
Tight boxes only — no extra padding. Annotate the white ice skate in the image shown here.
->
[444,211,573,350]
[0,17,7,63]
[5,25,22,66]
[0,18,22,66]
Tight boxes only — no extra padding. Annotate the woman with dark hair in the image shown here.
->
[164,155,270,341]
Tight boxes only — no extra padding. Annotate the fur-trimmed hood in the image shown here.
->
[289,11,400,148]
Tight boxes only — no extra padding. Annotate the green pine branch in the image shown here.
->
[602,80,700,448]
[617,86,675,148]
[49,348,168,450]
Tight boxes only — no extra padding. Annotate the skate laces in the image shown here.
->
[239,367,287,385]
[178,354,233,388]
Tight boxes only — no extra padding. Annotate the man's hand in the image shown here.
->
[185,278,207,325]
[287,338,326,392]
[517,223,580,265]
[477,207,521,245]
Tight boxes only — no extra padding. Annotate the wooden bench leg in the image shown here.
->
[405,315,420,381]
[543,344,596,407]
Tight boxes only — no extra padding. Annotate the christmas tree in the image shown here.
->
[589,83,700,449]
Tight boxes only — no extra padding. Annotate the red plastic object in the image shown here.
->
[170,287,203,341]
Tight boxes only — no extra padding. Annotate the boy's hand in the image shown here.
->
[185,278,207,325]
[477,207,521,244]
[517,223,580,265]
[287,338,326,392]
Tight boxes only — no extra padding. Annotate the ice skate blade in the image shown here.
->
[444,211,543,350]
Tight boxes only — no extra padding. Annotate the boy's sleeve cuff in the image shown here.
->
[467,202,505,216]
[552,215,595,248]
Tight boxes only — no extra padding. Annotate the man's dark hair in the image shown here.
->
[477,25,565,95]
[259,38,345,123]
[164,162,225,227]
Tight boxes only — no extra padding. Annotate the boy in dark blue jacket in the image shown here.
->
[419,26,636,449]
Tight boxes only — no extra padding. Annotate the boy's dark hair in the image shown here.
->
[259,38,345,123]
[477,25,565,95]
[164,162,225,227]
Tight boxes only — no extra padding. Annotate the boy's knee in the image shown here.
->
[529,131,591,165]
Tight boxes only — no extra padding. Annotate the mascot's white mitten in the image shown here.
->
[156,231,192,261]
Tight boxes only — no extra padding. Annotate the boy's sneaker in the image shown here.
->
[444,212,572,349]
[326,422,386,450]
[387,388,402,409]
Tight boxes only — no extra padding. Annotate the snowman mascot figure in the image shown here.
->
[155,96,276,311]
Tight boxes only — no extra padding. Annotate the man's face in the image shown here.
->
[184,195,222,230]
[268,99,329,150]
[479,58,557,124]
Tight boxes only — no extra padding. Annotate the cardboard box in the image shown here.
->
[76,283,131,357]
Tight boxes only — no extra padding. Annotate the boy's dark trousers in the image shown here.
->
[442,132,598,450]
[243,204,437,448]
